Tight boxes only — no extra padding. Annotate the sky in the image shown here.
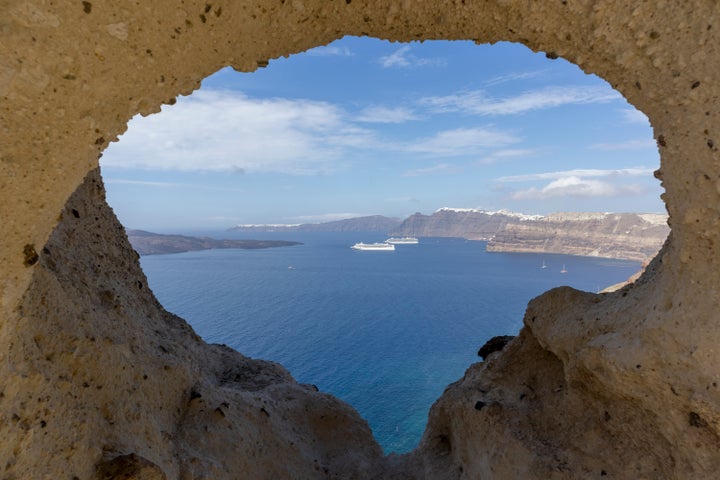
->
[101,37,664,232]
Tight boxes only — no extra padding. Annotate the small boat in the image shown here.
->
[560,264,568,273]
[541,260,547,269]
[385,237,419,245]
[351,242,395,251]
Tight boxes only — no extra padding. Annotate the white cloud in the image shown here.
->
[104,178,245,192]
[403,127,520,156]
[304,45,354,57]
[477,148,536,165]
[496,167,653,183]
[356,106,420,123]
[101,89,374,174]
[621,108,650,125]
[483,70,548,87]
[510,176,646,200]
[419,86,620,116]
[498,167,653,201]
[104,179,190,188]
[590,139,656,150]
[379,45,446,68]
[379,46,412,67]
[403,163,458,177]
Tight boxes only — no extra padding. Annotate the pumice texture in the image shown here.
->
[1,1,719,478]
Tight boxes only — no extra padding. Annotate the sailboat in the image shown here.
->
[541,260,547,269]
[560,264,568,273]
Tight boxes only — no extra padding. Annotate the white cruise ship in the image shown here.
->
[351,242,395,251]
[384,237,419,245]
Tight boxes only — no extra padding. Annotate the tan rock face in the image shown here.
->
[2,1,719,479]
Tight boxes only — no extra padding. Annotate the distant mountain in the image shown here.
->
[390,208,541,240]
[127,230,302,256]
[391,208,668,261]
[230,215,402,233]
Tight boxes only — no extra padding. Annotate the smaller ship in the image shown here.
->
[560,264,568,273]
[384,237,419,245]
[351,242,395,251]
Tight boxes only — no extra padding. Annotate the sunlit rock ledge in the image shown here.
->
[2,1,720,479]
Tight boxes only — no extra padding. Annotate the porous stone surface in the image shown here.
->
[2,1,720,479]
[5,169,382,479]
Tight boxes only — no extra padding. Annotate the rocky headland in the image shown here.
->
[392,208,669,262]
[127,229,301,256]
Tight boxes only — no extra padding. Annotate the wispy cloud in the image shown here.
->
[509,176,646,200]
[379,46,446,68]
[477,148,536,165]
[304,45,354,57]
[102,89,374,175]
[403,127,520,156]
[621,108,650,125]
[104,179,190,188]
[483,70,548,87]
[496,167,653,183]
[403,163,459,177]
[590,139,656,150]
[104,178,245,192]
[497,167,653,200]
[356,106,420,124]
[419,86,620,116]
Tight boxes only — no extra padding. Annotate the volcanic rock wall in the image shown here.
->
[486,212,669,261]
[2,1,720,479]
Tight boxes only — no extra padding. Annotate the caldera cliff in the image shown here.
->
[393,209,669,261]
[486,212,668,261]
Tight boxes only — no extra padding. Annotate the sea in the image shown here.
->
[139,231,641,454]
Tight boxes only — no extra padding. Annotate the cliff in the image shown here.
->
[127,230,301,255]
[391,209,520,240]
[393,208,669,261]
[486,212,669,261]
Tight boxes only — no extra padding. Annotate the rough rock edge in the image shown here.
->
[7,170,382,479]
[3,0,720,478]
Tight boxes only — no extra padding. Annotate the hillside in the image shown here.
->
[127,230,302,255]
[391,208,542,240]
[230,215,402,233]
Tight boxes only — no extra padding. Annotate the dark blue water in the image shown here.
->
[139,232,640,453]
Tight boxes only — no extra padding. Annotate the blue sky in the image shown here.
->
[101,37,664,231]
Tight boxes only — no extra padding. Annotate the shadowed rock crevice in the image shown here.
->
[95,453,167,480]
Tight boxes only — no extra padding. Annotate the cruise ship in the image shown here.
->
[351,242,395,251]
[384,237,419,245]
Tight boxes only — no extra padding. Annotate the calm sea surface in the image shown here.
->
[139,231,640,453]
